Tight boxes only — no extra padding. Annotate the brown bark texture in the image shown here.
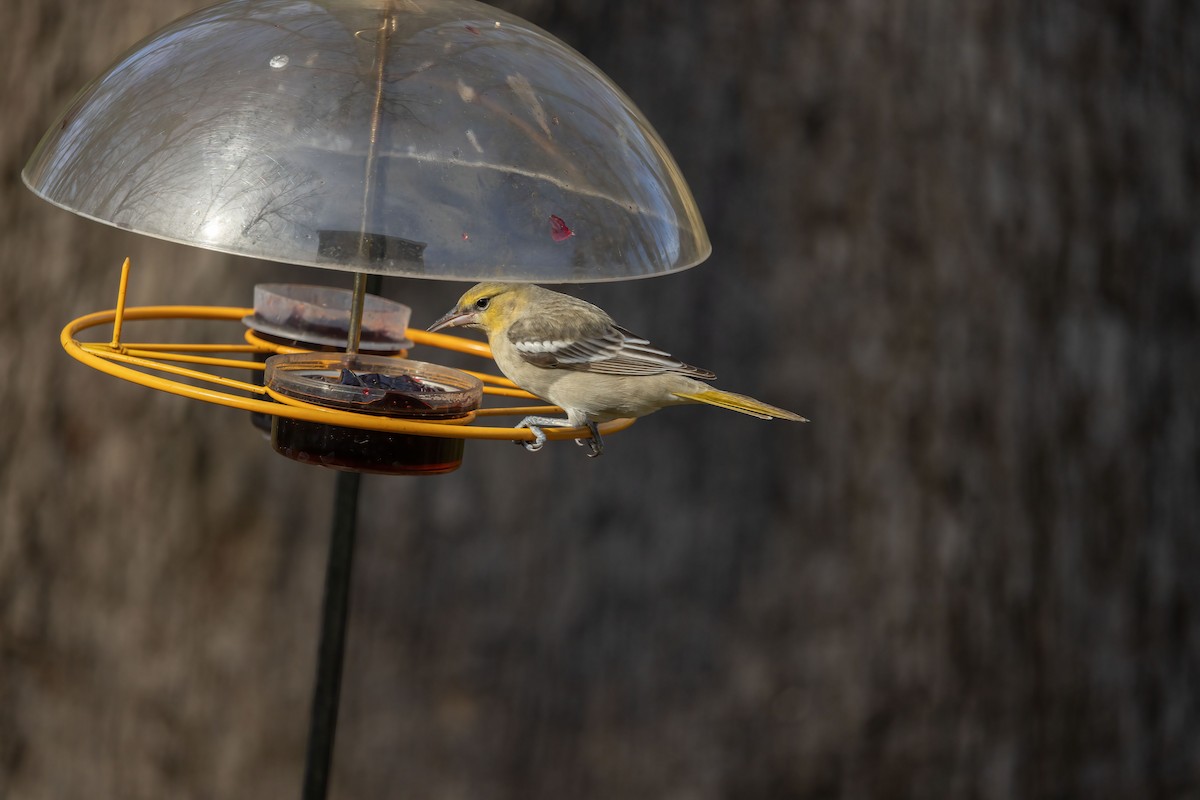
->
[2,1,1198,798]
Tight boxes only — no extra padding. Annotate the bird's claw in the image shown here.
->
[577,422,603,457]
[515,418,548,452]
[514,416,602,457]
[575,437,603,458]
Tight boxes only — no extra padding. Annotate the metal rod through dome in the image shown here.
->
[346,1,395,354]
[347,273,369,354]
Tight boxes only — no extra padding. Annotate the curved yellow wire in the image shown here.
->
[61,303,635,442]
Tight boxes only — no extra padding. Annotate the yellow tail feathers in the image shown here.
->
[672,389,809,422]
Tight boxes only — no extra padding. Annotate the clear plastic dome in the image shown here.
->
[22,0,710,282]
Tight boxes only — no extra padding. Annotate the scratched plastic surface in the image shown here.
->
[22,0,710,282]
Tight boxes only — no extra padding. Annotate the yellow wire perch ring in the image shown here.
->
[60,258,635,443]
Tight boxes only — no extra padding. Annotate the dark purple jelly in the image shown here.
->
[263,354,482,476]
[249,334,357,434]
[271,416,465,475]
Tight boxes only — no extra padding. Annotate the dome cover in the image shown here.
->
[23,0,709,282]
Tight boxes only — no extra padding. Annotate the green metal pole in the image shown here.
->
[301,468,361,800]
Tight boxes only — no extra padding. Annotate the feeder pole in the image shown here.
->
[301,3,394,798]
[302,468,359,800]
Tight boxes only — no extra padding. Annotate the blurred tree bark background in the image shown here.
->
[2,0,1198,798]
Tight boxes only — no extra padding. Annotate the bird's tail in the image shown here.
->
[672,388,809,422]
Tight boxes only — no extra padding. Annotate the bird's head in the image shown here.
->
[427,282,529,335]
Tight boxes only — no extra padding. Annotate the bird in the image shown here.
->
[427,283,807,457]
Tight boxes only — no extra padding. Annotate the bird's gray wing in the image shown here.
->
[507,318,716,379]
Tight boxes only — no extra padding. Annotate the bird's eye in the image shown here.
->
[475,297,490,310]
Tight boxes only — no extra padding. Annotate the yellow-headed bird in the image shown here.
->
[428,283,807,456]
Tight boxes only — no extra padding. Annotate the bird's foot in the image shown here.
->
[515,415,568,453]
[573,422,604,458]
[514,421,547,452]
[515,416,602,456]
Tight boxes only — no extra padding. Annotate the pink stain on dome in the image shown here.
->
[549,214,574,242]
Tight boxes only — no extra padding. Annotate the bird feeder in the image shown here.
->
[23,0,709,795]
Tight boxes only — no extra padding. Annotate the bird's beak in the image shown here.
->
[427,307,476,333]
